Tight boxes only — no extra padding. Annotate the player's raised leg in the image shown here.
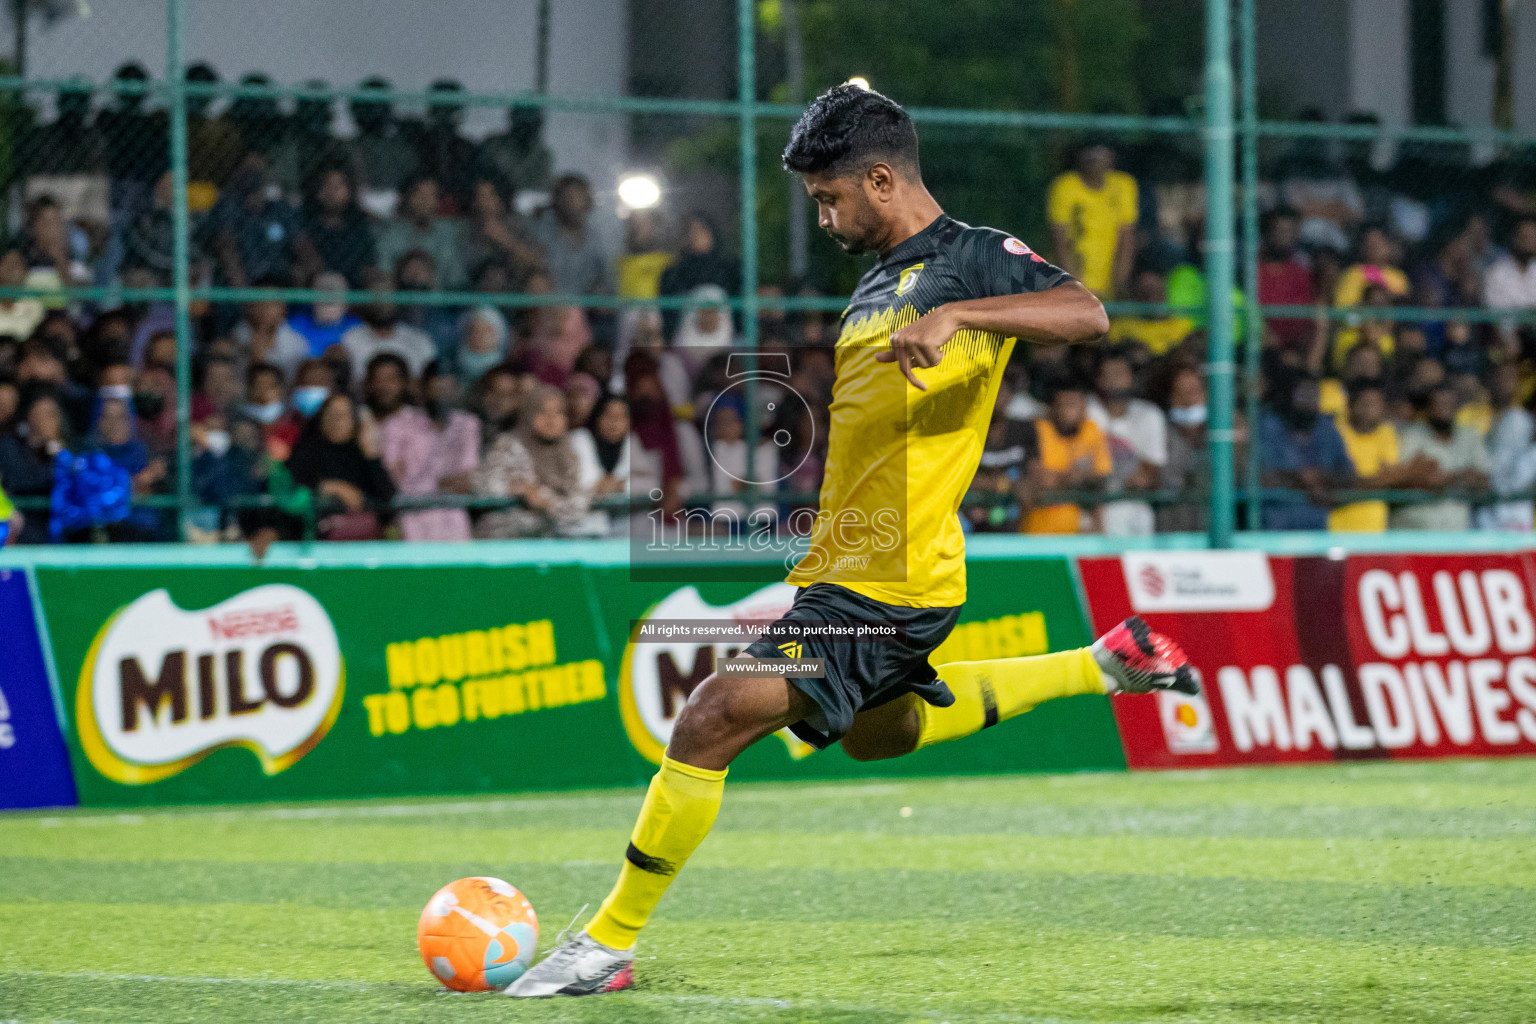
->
[842,617,1196,761]
[506,668,815,998]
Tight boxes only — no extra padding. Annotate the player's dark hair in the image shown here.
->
[782,84,920,178]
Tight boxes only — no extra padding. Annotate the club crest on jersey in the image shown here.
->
[895,263,924,296]
[1004,237,1044,262]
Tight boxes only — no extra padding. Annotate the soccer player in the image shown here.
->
[509,84,1197,998]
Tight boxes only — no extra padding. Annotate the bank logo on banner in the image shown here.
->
[620,583,814,764]
[1122,551,1275,613]
[1157,690,1219,754]
[77,585,344,785]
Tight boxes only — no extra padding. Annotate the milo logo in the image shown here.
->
[77,584,344,784]
[619,583,813,763]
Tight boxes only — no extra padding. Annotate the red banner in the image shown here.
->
[1079,551,1536,768]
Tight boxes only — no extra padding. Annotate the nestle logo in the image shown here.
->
[208,605,301,641]
[1138,565,1166,598]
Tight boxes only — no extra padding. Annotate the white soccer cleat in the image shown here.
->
[504,931,634,998]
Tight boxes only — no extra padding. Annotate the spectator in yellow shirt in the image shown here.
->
[1047,142,1138,298]
[1105,268,1195,356]
[1329,382,1412,532]
[1022,384,1112,534]
[1331,225,1409,364]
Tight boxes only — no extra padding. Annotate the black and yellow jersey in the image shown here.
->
[785,214,1071,607]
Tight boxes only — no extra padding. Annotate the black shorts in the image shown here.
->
[744,583,962,749]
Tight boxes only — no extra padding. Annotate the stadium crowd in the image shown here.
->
[0,66,1535,543]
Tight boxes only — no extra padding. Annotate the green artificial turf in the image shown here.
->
[2,759,1534,1023]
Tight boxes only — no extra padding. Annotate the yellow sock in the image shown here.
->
[585,755,727,950]
[916,648,1105,749]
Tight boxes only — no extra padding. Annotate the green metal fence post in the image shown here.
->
[1239,0,1262,530]
[167,0,193,540]
[739,0,760,486]
[1203,0,1236,547]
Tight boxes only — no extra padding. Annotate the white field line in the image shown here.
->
[23,784,905,829]
[0,971,1083,1022]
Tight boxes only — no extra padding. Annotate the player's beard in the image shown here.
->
[826,199,880,255]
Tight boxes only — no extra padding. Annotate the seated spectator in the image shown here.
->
[474,102,553,199]
[1088,353,1166,536]
[297,165,377,286]
[1331,225,1409,362]
[191,353,242,424]
[394,249,459,354]
[0,247,44,340]
[1158,365,1210,532]
[569,394,630,537]
[287,272,363,358]
[21,194,92,299]
[475,363,526,445]
[704,398,777,524]
[529,174,613,298]
[673,285,736,370]
[346,76,420,215]
[241,362,300,461]
[285,393,395,540]
[1485,217,1536,358]
[1413,222,1481,318]
[415,79,477,212]
[202,153,301,286]
[378,359,480,542]
[1258,375,1355,529]
[1390,384,1491,531]
[1277,123,1364,253]
[289,358,335,422]
[0,378,18,433]
[1439,319,1484,379]
[1330,281,1398,370]
[968,375,1033,532]
[473,383,589,538]
[234,283,309,378]
[456,306,509,390]
[192,412,267,540]
[1022,383,1111,534]
[184,63,244,193]
[1329,382,1408,532]
[1478,363,1536,531]
[1047,140,1138,299]
[1105,268,1193,356]
[461,178,545,286]
[1320,340,1385,418]
[98,61,168,215]
[626,353,688,518]
[90,395,165,541]
[0,388,68,543]
[341,267,436,379]
[659,213,738,336]
[565,371,601,431]
[619,210,672,300]
[1257,207,1316,349]
[375,175,467,290]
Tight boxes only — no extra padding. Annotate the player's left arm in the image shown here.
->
[879,281,1108,391]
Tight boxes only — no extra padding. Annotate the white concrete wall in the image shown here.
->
[1346,0,1410,124]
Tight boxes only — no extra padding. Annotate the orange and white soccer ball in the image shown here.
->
[417,876,539,991]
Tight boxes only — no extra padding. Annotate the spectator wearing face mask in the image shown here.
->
[456,306,509,393]
[241,362,300,461]
[288,358,335,423]
[1022,383,1112,534]
[671,285,736,377]
[1391,384,1491,531]
[1087,354,1166,536]
[1159,365,1210,532]
[378,359,480,542]
[340,267,436,380]
[287,272,363,358]
[1259,375,1355,529]
[285,392,395,541]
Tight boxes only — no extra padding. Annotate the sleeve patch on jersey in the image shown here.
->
[1004,236,1044,262]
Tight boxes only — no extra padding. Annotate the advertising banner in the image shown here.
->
[1079,551,1536,768]
[35,565,638,806]
[35,554,1123,805]
[0,568,77,809]
[590,555,1126,780]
